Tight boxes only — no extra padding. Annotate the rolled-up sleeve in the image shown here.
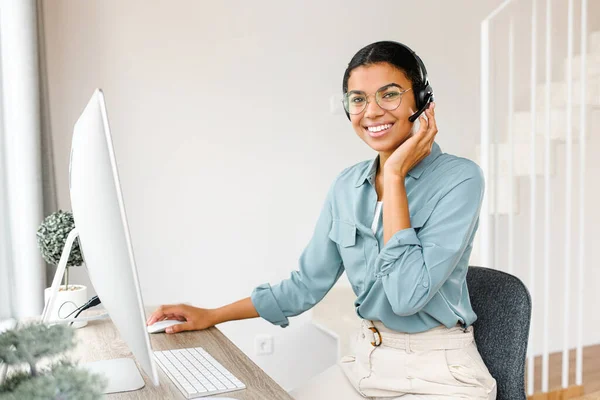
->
[374,164,484,317]
[251,176,345,327]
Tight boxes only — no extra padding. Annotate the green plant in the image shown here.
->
[0,323,106,399]
[36,210,84,290]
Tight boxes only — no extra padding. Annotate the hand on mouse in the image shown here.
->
[146,304,216,334]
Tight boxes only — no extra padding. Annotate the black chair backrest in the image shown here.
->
[466,266,532,400]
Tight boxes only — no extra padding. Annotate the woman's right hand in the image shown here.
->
[146,304,216,334]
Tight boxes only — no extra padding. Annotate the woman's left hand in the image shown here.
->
[383,102,438,178]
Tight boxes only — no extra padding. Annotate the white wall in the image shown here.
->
[40,0,599,390]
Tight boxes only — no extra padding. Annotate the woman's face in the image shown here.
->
[346,62,417,154]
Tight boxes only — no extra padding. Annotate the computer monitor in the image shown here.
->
[68,89,159,393]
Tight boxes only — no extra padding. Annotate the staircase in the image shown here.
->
[475,29,600,215]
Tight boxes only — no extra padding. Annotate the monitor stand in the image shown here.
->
[40,228,109,325]
[40,228,145,394]
[41,227,81,322]
[83,358,145,393]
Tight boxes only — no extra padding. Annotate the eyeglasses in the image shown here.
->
[342,84,412,115]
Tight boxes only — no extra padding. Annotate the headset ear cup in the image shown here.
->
[422,83,434,104]
[411,83,434,122]
[417,83,433,109]
[408,84,425,122]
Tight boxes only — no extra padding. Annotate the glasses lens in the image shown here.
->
[376,87,403,111]
[343,92,367,115]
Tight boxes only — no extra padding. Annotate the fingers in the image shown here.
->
[425,102,438,139]
[416,112,429,136]
[161,314,186,322]
[146,304,185,326]
[166,321,193,334]
[146,305,168,326]
[417,102,437,159]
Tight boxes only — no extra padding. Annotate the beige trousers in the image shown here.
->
[290,320,497,399]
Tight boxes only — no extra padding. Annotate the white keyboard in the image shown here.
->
[153,347,246,398]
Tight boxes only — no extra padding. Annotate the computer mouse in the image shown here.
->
[147,319,185,334]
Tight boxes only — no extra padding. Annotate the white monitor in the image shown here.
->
[68,89,159,392]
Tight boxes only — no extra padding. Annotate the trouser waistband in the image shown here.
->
[360,320,474,351]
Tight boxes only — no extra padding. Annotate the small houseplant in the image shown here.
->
[37,210,88,328]
[0,322,106,399]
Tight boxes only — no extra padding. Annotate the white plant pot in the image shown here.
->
[43,284,88,328]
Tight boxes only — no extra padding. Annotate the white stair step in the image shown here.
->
[486,172,520,215]
[563,54,600,82]
[512,106,599,142]
[535,79,600,110]
[475,136,557,178]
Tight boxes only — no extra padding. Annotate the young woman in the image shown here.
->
[147,41,497,399]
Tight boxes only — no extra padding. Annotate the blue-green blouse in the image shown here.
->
[251,141,484,333]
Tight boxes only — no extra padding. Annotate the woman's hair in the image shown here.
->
[342,41,423,104]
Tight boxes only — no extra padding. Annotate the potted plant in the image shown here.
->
[36,210,88,328]
[0,322,106,398]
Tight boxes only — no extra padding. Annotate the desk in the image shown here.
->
[71,308,292,399]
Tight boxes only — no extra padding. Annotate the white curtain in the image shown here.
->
[0,50,12,318]
[0,0,56,319]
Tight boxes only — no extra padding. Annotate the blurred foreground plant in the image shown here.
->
[0,323,105,399]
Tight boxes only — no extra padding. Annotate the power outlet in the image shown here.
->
[255,334,274,355]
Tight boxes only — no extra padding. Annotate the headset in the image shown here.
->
[344,41,434,123]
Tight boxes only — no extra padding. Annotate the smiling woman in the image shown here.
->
[287,41,496,399]
[147,40,495,400]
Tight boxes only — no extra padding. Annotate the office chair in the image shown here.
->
[466,266,532,400]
